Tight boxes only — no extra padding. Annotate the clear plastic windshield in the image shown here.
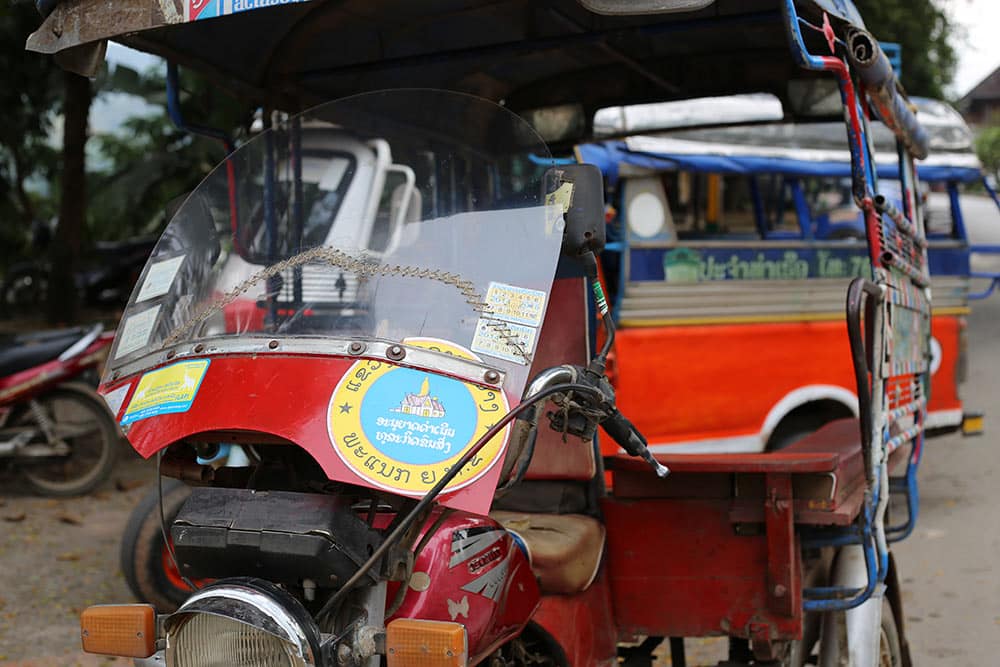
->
[106,90,565,394]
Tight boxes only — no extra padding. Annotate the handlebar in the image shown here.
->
[601,408,669,478]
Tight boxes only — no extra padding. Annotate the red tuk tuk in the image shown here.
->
[28,1,934,665]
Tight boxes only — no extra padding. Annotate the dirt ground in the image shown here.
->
[0,455,154,666]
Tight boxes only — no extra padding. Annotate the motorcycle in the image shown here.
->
[0,324,120,496]
[2,235,157,316]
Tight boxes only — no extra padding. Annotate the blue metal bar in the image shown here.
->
[166,63,234,153]
[982,176,1000,210]
[530,153,576,166]
[782,0,875,204]
[802,511,880,612]
[790,178,813,240]
[948,182,969,242]
[969,275,1000,300]
[748,175,769,238]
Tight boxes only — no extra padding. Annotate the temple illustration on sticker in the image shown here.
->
[393,377,446,418]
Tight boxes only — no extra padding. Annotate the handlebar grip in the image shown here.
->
[602,410,669,478]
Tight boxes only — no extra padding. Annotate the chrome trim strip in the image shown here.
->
[110,336,506,388]
[170,585,316,666]
[58,323,103,362]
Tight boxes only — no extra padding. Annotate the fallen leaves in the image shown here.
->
[114,479,145,492]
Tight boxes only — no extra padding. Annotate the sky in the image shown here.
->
[942,0,1000,97]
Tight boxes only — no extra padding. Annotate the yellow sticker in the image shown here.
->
[327,339,509,495]
[121,359,210,425]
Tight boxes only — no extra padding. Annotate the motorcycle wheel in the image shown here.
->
[20,383,119,497]
[2,266,48,314]
[788,598,901,667]
[120,479,197,612]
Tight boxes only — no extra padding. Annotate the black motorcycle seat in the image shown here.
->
[0,327,89,378]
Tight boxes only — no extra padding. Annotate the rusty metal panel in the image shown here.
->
[602,496,802,640]
[27,1,182,55]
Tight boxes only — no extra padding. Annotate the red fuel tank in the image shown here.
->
[388,509,540,663]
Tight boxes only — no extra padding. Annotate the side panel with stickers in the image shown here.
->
[121,359,210,425]
[327,340,510,497]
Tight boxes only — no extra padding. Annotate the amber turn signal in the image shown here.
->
[80,604,157,658]
[962,412,984,436]
[385,618,468,667]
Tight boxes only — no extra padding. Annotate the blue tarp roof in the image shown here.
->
[577,140,984,186]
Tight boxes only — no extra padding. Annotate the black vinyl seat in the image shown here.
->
[0,327,89,378]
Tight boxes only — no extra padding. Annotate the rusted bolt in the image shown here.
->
[773,584,787,598]
[484,369,501,384]
[349,341,366,355]
[387,345,405,361]
[268,340,279,350]
[193,343,205,353]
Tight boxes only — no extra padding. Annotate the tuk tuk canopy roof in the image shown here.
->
[28,0,870,125]
[577,137,983,187]
[578,96,983,185]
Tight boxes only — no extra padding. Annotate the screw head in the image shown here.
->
[166,349,177,359]
[268,340,279,350]
[387,345,405,361]
[773,584,787,597]
[484,369,501,384]
[193,343,205,353]
[349,341,366,355]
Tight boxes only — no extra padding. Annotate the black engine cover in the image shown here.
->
[171,488,383,588]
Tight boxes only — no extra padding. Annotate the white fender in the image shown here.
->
[818,545,884,667]
[760,385,859,444]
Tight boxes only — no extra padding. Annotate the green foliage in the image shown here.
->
[975,125,1000,183]
[86,65,249,243]
[853,0,957,98]
[0,2,61,268]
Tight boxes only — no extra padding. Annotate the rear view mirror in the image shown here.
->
[546,164,606,258]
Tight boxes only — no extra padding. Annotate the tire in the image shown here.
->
[877,598,903,667]
[120,479,196,612]
[21,382,119,497]
[789,598,901,667]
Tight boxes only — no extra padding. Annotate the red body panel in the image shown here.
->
[606,313,963,453]
[601,495,802,641]
[531,572,618,667]
[0,334,113,404]
[388,510,539,664]
[104,355,509,514]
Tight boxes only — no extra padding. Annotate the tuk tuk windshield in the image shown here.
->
[104,90,565,393]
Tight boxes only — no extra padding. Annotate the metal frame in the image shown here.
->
[783,0,931,614]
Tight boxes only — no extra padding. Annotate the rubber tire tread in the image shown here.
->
[119,478,191,612]
[21,382,119,497]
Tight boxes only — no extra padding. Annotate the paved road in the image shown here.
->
[891,285,1000,659]
[889,194,1000,662]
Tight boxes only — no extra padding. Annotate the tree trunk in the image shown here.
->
[46,70,91,324]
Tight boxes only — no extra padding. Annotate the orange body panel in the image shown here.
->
[605,314,963,453]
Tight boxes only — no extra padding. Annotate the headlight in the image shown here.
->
[165,579,320,667]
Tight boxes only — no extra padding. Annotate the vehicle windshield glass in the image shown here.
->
[105,90,565,394]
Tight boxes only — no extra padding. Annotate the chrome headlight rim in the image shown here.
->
[165,578,321,667]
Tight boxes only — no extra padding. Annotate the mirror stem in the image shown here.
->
[580,250,615,376]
